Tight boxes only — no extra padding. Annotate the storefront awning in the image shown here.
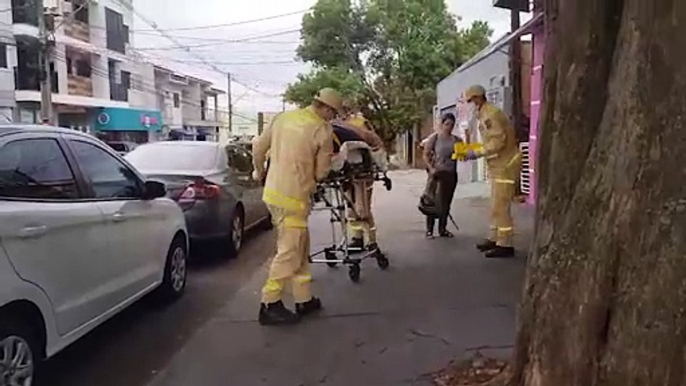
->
[95,107,163,132]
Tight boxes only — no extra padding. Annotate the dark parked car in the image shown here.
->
[125,141,270,257]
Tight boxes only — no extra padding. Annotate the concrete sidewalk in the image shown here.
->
[148,170,534,386]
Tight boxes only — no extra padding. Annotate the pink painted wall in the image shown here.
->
[528,11,545,206]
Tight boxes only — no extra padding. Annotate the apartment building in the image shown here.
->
[154,65,226,142]
[0,0,16,123]
[6,0,162,143]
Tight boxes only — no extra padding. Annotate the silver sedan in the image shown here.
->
[126,141,271,257]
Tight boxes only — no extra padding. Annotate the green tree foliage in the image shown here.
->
[285,0,493,144]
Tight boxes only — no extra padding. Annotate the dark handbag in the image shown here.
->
[418,173,438,216]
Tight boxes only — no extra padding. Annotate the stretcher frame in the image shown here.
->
[309,160,392,283]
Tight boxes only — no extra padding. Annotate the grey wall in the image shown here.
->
[437,48,510,114]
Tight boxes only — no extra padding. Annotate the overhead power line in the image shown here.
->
[131,8,310,32]
[133,29,302,51]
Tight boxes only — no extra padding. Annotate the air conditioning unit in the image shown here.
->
[492,0,530,12]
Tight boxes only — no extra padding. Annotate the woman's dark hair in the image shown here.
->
[441,113,456,125]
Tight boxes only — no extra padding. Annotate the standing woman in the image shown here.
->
[422,113,461,239]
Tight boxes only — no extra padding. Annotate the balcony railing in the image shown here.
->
[67,74,93,97]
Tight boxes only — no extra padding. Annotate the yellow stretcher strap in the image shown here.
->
[263,188,307,212]
[333,133,341,148]
[284,216,308,228]
[506,152,522,167]
[495,178,516,184]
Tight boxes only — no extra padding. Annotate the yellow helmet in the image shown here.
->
[314,88,343,112]
[464,85,486,101]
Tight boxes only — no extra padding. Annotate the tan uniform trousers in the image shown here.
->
[346,180,376,244]
[261,205,312,304]
[488,159,521,248]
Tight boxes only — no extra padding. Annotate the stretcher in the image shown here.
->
[309,141,392,283]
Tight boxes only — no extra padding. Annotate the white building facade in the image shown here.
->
[7,0,162,142]
[154,65,226,142]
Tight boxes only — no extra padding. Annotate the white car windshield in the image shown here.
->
[125,144,219,171]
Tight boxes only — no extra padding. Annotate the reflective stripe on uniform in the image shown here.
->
[495,178,516,184]
[348,223,364,231]
[293,274,312,284]
[284,216,308,228]
[486,153,498,160]
[263,278,282,293]
[263,188,307,211]
[498,227,514,233]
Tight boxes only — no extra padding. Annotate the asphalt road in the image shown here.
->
[37,228,275,386]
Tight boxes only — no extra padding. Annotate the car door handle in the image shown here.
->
[18,225,48,239]
[111,212,127,222]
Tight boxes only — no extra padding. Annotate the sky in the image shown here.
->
[133,0,531,117]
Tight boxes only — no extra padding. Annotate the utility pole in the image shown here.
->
[282,97,285,112]
[509,8,523,141]
[227,72,232,134]
[38,0,54,124]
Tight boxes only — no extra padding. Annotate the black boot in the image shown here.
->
[347,238,364,253]
[476,239,497,252]
[259,301,300,326]
[485,246,515,258]
[295,297,322,317]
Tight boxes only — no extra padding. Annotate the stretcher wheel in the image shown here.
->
[325,251,338,268]
[376,254,390,270]
[348,264,361,283]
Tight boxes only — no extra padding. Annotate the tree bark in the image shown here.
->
[513,0,686,385]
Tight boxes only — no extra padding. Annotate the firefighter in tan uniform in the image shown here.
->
[335,100,384,253]
[252,88,343,325]
[463,85,522,258]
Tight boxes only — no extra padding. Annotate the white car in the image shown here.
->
[0,125,188,385]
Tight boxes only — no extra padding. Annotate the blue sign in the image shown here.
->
[95,108,163,132]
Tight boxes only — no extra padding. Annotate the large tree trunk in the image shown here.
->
[513,0,686,385]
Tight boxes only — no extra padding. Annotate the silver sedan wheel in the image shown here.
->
[1,336,34,386]
[232,214,243,251]
[169,246,187,293]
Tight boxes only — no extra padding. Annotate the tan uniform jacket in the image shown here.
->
[478,103,521,180]
[253,106,333,214]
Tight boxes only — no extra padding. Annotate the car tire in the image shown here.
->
[0,317,39,386]
[225,206,244,258]
[157,236,188,302]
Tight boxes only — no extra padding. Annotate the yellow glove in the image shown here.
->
[452,143,484,161]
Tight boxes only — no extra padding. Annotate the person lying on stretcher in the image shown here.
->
[328,123,387,254]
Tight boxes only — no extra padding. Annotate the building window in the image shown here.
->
[66,57,73,74]
[75,60,91,78]
[121,71,130,89]
[173,93,180,108]
[0,43,6,68]
[123,25,129,44]
[11,0,39,26]
[73,0,89,24]
[105,8,126,54]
